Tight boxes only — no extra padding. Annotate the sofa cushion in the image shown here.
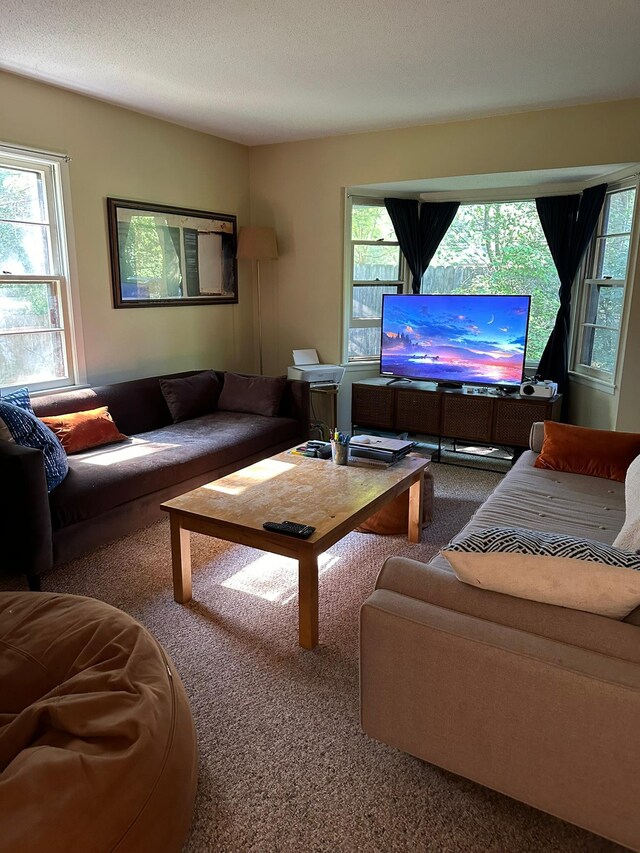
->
[442,526,640,619]
[159,371,221,423]
[0,388,32,440]
[218,373,287,417]
[32,371,213,436]
[614,453,640,552]
[534,421,640,482]
[48,411,301,529]
[1,386,33,412]
[40,406,128,454]
[0,401,68,492]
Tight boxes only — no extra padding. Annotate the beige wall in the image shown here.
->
[4,73,640,431]
[249,99,640,430]
[0,71,252,385]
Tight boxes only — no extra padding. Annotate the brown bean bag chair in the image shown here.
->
[0,591,198,853]
[357,463,434,535]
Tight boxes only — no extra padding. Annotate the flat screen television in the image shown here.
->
[380,293,531,389]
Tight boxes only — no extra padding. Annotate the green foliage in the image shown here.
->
[352,204,400,275]
[428,201,561,362]
[126,216,164,280]
[0,169,34,273]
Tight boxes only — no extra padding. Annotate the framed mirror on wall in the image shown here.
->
[107,198,238,308]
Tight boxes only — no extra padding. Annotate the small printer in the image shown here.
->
[287,349,345,386]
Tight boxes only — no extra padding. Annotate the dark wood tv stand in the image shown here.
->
[351,378,562,460]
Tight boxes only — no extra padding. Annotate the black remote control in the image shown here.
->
[263,521,316,539]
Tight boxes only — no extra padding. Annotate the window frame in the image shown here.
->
[0,144,85,394]
[343,194,408,363]
[571,179,640,389]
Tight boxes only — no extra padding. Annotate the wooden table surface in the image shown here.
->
[162,450,430,648]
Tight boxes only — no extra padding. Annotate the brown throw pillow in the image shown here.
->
[534,420,640,482]
[41,406,127,454]
[159,371,221,423]
[218,373,287,417]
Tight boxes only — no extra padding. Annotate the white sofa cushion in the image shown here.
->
[441,526,640,619]
[613,454,640,552]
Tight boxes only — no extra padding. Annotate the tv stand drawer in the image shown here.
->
[395,388,441,434]
[442,395,493,443]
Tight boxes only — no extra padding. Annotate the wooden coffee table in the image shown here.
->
[161,450,430,649]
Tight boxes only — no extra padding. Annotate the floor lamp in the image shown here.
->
[236,226,279,375]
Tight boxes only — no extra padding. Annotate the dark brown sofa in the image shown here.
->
[0,370,309,589]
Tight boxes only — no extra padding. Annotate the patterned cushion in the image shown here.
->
[442,526,640,619]
[0,401,68,491]
[0,387,33,440]
[2,387,33,412]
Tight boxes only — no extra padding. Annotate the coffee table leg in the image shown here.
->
[298,552,319,650]
[408,470,424,544]
[170,513,192,603]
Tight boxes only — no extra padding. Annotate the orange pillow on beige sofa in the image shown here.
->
[41,406,127,454]
[534,421,640,482]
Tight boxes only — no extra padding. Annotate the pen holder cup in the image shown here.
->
[331,440,349,466]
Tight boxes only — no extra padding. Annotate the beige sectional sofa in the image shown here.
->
[360,426,640,851]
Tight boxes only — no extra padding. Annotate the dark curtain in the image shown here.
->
[183,228,200,296]
[535,183,607,392]
[384,198,459,293]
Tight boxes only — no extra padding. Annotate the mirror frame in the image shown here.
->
[107,197,238,308]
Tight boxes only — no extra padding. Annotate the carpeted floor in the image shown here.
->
[2,463,623,852]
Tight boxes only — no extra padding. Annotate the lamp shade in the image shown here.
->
[236,226,278,260]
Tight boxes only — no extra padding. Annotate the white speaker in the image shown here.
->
[520,381,558,398]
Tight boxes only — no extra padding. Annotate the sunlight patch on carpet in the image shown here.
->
[222,551,340,603]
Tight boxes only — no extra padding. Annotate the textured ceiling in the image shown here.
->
[2,0,640,146]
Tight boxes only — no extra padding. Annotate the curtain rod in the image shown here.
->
[0,142,71,163]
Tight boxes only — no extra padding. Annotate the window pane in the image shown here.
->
[596,235,630,279]
[602,189,635,235]
[348,327,381,360]
[0,281,62,332]
[579,326,618,373]
[0,330,67,385]
[352,284,398,319]
[0,166,47,223]
[426,200,559,363]
[584,283,623,329]
[0,221,52,274]
[351,204,396,241]
[353,244,400,281]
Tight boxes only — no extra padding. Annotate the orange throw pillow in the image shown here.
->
[534,420,640,482]
[41,406,128,455]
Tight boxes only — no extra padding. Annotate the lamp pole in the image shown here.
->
[236,226,278,376]
[256,259,264,375]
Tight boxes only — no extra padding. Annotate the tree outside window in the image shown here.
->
[424,201,560,364]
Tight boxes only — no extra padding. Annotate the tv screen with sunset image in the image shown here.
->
[380,293,531,388]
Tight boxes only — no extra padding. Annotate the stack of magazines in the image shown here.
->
[349,434,415,464]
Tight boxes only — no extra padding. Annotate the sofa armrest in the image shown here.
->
[279,379,310,437]
[529,420,544,452]
[0,443,53,578]
[375,556,640,664]
[360,589,640,851]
